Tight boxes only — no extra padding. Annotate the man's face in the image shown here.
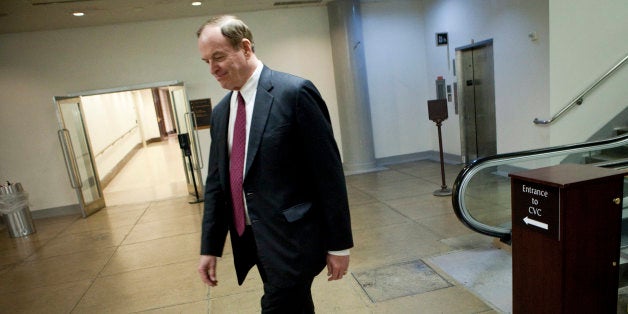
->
[198,26,250,91]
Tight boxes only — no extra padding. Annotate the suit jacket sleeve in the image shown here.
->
[296,80,354,251]
[200,101,229,256]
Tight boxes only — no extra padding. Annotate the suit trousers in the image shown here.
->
[241,227,316,314]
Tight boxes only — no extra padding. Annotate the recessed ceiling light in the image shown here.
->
[73,12,85,17]
[191,1,202,6]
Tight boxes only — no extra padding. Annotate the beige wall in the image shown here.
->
[0,1,623,213]
[0,6,338,211]
[549,0,628,146]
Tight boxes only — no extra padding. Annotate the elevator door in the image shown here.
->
[456,39,496,164]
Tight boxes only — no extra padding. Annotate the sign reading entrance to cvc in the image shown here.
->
[512,180,560,240]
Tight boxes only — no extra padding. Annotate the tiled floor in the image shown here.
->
[0,139,506,313]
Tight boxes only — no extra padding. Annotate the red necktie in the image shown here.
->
[230,92,247,236]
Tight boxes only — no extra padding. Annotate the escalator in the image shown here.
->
[452,132,628,241]
[451,131,628,283]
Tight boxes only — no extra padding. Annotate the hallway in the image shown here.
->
[0,160,510,313]
[103,136,189,206]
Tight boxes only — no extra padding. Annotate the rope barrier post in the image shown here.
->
[427,99,452,197]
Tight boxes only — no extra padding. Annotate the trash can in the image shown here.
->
[0,182,36,238]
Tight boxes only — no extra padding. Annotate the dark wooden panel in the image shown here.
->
[510,164,624,314]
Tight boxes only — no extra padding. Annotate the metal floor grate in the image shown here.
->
[353,259,452,303]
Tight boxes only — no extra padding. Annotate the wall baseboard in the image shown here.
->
[376,150,462,167]
[146,137,162,145]
[31,204,81,219]
[100,137,163,189]
[100,143,142,189]
[23,151,461,220]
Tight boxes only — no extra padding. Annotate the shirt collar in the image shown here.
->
[238,60,263,102]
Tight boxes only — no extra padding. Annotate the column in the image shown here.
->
[327,0,377,174]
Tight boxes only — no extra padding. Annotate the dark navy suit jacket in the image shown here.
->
[200,66,353,287]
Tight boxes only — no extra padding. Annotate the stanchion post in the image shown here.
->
[427,99,452,197]
[178,133,204,204]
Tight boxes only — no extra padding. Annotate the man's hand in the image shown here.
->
[326,254,350,281]
[198,255,219,286]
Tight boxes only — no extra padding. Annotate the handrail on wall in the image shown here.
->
[534,53,628,125]
[94,125,139,157]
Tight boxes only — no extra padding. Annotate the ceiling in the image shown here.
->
[0,0,335,34]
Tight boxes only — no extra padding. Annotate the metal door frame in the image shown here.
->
[168,84,205,198]
[55,96,106,217]
[55,80,204,214]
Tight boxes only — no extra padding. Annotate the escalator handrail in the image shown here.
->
[452,133,628,242]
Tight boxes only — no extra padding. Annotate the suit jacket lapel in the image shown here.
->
[245,67,274,178]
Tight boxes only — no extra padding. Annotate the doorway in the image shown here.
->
[55,82,204,215]
[456,39,497,164]
[103,135,187,206]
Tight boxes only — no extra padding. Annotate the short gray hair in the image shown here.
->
[196,15,255,52]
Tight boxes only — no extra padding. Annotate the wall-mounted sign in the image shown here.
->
[189,98,212,129]
[436,32,448,46]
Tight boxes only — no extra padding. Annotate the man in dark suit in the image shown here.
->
[196,15,353,313]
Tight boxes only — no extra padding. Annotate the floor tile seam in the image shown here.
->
[423,256,500,313]
[421,176,458,187]
[379,194,452,207]
[0,276,95,297]
[21,244,125,261]
[412,175,449,187]
[67,247,122,313]
[141,202,202,211]
[351,272,376,304]
[129,298,210,313]
[413,218,464,240]
[59,221,139,235]
[372,284,456,304]
[345,276,379,310]
[350,254,431,275]
[350,219,423,236]
[74,201,153,312]
[346,175,424,188]
[346,167,417,179]
[419,258,463,291]
[208,286,264,300]
[96,256,200,278]
[377,193,453,221]
[370,189,435,203]
[368,199,417,224]
[345,184,373,198]
[15,215,82,264]
[133,213,203,226]
[109,202,152,247]
[409,211,461,223]
[350,220,414,233]
[120,231,202,247]
[394,168,443,180]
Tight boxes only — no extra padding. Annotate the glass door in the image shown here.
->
[55,96,106,217]
[169,85,204,201]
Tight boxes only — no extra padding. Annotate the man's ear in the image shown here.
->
[241,39,254,55]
